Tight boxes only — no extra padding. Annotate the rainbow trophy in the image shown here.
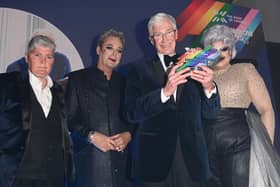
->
[176,45,222,72]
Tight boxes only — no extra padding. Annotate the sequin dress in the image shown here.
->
[205,62,280,187]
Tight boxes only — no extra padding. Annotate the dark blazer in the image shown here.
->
[124,57,220,182]
[0,72,74,187]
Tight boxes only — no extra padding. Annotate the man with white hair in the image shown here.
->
[124,12,220,187]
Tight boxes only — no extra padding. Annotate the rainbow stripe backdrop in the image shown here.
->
[176,0,261,52]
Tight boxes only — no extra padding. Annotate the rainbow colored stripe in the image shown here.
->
[176,46,221,72]
[176,0,261,52]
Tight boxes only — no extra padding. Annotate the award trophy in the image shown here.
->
[176,45,222,72]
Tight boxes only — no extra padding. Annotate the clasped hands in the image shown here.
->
[89,131,131,152]
[163,62,215,97]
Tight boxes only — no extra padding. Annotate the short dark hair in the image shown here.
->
[97,29,125,48]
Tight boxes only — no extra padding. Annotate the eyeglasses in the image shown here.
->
[217,46,230,52]
[151,29,176,40]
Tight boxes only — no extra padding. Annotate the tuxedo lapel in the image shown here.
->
[149,58,166,85]
[51,83,65,114]
[51,83,67,151]
[16,73,32,130]
[176,84,184,104]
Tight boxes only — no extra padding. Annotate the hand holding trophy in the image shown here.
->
[176,45,223,72]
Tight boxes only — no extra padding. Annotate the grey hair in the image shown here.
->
[97,29,125,48]
[147,12,177,37]
[201,24,237,59]
[27,34,56,53]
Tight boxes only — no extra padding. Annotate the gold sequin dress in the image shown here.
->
[214,63,274,133]
[205,62,280,187]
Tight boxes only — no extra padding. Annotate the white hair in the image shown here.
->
[201,24,237,59]
[147,12,177,37]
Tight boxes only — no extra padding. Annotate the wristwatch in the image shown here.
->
[88,131,95,143]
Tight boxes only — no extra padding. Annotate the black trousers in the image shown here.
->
[204,108,250,187]
[141,137,201,187]
[13,177,64,187]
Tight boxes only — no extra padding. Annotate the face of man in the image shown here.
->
[25,45,55,79]
[97,36,123,70]
[150,18,177,56]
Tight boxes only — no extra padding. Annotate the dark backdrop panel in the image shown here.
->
[0,0,191,68]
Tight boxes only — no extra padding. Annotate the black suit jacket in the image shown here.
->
[65,66,133,187]
[124,57,220,182]
[0,72,74,187]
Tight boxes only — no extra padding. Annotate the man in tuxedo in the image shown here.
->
[0,35,74,187]
[124,12,220,187]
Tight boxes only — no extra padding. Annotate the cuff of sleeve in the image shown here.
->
[88,131,95,144]
[161,88,170,103]
[204,84,217,98]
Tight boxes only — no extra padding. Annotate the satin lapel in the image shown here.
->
[51,84,67,151]
[16,74,32,130]
[51,83,65,114]
[149,58,166,86]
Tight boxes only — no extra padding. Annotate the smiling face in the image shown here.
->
[97,36,123,71]
[25,45,55,79]
[150,18,177,56]
[212,41,232,70]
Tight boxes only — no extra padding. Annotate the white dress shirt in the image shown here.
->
[29,71,53,117]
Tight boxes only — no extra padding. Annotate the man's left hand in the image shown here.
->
[190,66,215,92]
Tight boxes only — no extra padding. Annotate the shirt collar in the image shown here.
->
[158,53,177,71]
[29,71,53,90]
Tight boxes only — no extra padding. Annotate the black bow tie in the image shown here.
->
[164,54,179,68]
